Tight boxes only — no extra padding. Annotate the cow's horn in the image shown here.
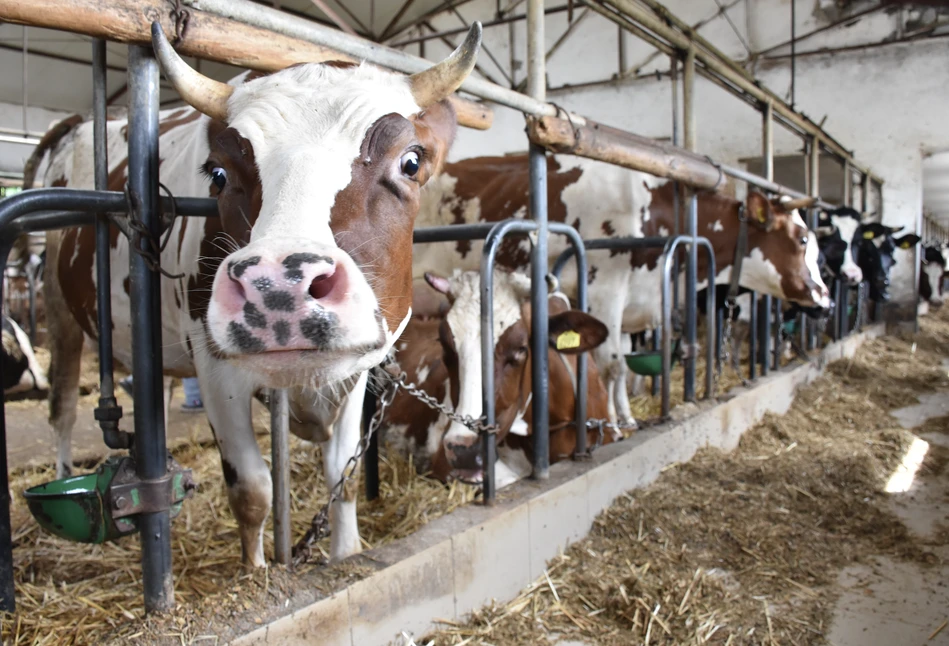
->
[780,196,817,211]
[151,22,233,123]
[409,22,482,108]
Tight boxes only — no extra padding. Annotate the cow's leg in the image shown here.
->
[589,283,633,427]
[196,351,270,568]
[322,370,367,562]
[44,233,84,478]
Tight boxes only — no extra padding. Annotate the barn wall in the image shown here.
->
[441,1,949,311]
[0,101,73,178]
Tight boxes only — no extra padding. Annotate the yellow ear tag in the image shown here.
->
[901,241,913,249]
[556,330,581,350]
[755,206,766,222]
[863,230,875,240]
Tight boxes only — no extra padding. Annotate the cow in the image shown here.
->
[1,315,48,395]
[403,269,616,484]
[386,270,616,487]
[413,155,830,427]
[34,22,482,567]
[920,243,949,307]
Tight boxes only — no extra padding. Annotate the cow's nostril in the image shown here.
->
[229,275,247,302]
[308,269,337,301]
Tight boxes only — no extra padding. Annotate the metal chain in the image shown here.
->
[292,372,399,565]
[122,181,186,280]
[292,363,499,565]
[168,0,191,45]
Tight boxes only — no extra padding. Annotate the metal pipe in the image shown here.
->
[748,291,757,380]
[790,0,796,107]
[527,0,549,482]
[270,388,291,565]
[759,294,770,376]
[21,26,28,135]
[362,387,379,501]
[186,0,584,125]
[0,242,15,612]
[763,101,774,182]
[683,193,697,402]
[91,38,128,450]
[670,55,680,314]
[703,243,716,400]
[682,47,696,153]
[754,3,886,59]
[127,44,173,614]
[772,297,781,370]
[481,219,537,502]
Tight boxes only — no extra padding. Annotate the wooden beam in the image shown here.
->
[0,0,493,130]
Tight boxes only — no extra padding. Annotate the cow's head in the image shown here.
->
[922,243,949,306]
[852,223,912,302]
[741,193,830,311]
[424,270,608,482]
[817,206,864,285]
[152,22,480,388]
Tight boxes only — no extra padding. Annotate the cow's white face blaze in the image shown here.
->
[829,214,864,284]
[152,22,481,389]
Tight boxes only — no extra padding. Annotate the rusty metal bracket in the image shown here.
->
[107,455,196,522]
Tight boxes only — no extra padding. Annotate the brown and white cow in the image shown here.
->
[37,22,481,567]
[414,155,830,426]
[403,270,617,484]
[385,272,616,486]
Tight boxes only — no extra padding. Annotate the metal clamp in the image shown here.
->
[107,455,195,521]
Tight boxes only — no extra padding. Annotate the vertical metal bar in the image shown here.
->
[650,329,659,396]
[683,195,697,402]
[861,173,869,213]
[570,234,588,458]
[683,47,696,153]
[715,306,723,375]
[661,243,673,417]
[0,243,15,613]
[528,0,549,481]
[762,101,774,183]
[790,0,796,108]
[127,44,173,614]
[837,280,848,339]
[26,267,36,344]
[833,279,844,340]
[92,38,126,450]
[759,294,771,376]
[270,388,291,565]
[748,291,757,380]
[772,297,781,370]
[702,241,716,400]
[807,139,820,351]
[480,242,498,503]
[670,55,680,312]
[617,25,626,76]
[21,27,28,135]
[363,386,379,501]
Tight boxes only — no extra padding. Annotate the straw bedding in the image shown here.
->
[0,311,924,644]
[424,311,949,645]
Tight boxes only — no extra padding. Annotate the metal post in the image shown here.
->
[0,242,14,612]
[127,44,173,614]
[683,194,698,402]
[748,291,757,380]
[363,386,380,500]
[670,55,680,312]
[762,101,774,183]
[650,329,660,396]
[270,388,290,565]
[807,139,820,351]
[833,279,844,340]
[759,294,771,376]
[92,38,127,450]
[683,46,696,153]
[527,0,549,481]
[861,173,870,213]
[836,279,848,339]
[772,297,781,370]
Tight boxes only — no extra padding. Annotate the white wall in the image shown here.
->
[0,101,73,177]
[441,3,949,309]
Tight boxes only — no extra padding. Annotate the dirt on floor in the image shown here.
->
[424,312,949,645]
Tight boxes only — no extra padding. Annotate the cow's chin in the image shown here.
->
[228,342,391,390]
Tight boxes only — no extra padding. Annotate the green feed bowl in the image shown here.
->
[782,320,798,336]
[625,352,663,377]
[23,470,121,544]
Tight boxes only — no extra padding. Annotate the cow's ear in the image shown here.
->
[746,192,775,231]
[412,100,458,182]
[548,310,608,354]
[895,234,921,249]
[424,272,452,298]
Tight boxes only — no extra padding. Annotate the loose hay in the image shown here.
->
[425,312,949,645]
[0,405,477,645]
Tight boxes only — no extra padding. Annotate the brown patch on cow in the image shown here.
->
[158,108,202,136]
[122,276,130,295]
[329,104,458,334]
[601,220,615,236]
[51,177,67,188]
[439,153,583,269]
[58,227,98,339]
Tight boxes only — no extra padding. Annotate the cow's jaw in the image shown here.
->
[206,64,421,388]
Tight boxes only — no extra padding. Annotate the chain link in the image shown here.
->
[392,370,500,436]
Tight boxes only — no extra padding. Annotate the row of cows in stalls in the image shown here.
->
[0,22,946,568]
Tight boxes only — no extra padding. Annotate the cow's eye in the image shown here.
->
[210,167,227,189]
[800,236,808,247]
[400,151,420,178]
